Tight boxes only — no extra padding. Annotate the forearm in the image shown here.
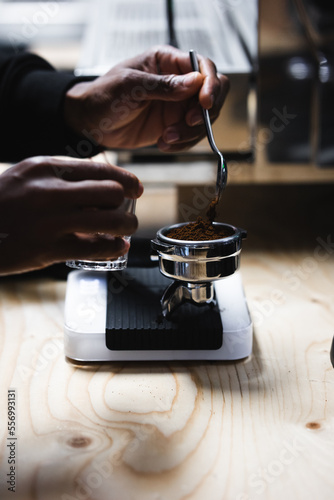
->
[0,51,100,162]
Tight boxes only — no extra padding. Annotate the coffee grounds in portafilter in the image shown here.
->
[165,196,230,241]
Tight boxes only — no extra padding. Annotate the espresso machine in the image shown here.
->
[63,222,252,363]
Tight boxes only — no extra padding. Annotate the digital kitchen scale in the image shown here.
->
[63,225,252,362]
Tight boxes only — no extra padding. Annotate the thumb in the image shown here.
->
[141,71,203,102]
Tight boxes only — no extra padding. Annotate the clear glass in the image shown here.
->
[66,198,136,271]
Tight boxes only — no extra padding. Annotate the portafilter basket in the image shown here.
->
[151,222,247,317]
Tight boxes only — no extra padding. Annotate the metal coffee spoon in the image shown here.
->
[189,50,227,201]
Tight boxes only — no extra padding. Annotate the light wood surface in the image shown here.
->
[0,247,333,500]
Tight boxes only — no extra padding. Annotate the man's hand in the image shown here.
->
[0,156,143,275]
[64,45,229,153]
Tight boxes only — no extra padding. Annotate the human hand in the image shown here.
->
[64,45,229,153]
[0,156,143,275]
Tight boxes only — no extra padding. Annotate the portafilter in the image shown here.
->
[151,222,247,317]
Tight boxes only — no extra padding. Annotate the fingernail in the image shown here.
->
[191,114,203,126]
[164,129,180,144]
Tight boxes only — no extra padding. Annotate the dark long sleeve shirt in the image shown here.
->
[0,50,97,162]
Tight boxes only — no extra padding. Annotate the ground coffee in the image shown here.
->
[166,196,232,241]
[166,217,231,241]
[206,197,219,223]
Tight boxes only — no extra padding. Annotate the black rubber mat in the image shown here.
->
[106,267,223,351]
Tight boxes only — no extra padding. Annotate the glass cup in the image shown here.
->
[66,198,136,271]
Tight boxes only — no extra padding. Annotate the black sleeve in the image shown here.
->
[0,50,101,162]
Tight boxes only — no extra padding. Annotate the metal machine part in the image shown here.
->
[151,222,247,317]
[160,281,215,318]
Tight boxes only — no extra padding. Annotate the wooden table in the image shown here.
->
[0,247,333,500]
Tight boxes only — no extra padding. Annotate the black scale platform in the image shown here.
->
[105,267,223,351]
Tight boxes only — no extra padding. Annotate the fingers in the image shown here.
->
[157,128,206,153]
[118,44,191,74]
[55,233,131,262]
[124,70,203,103]
[196,56,228,109]
[157,73,228,153]
[65,208,138,236]
[123,45,229,111]
[0,156,142,274]
[46,207,138,264]
[146,46,229,110]
[47,158,144,199]
[19,157,143,207]
[55,179,125,208]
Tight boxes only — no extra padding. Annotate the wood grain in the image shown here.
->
[0,251,334,500]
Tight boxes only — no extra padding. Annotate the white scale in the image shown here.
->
[64,269,252,363]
